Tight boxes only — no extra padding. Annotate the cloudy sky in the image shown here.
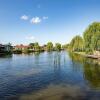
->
[0,0,100,45]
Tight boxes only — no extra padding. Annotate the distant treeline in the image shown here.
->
[29,42,62,52]
[13,42,63,54]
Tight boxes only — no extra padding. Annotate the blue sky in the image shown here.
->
[0,0,100,45]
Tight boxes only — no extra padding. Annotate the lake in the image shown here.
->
[0,51,100,100]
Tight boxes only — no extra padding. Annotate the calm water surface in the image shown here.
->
[0,51,100,100]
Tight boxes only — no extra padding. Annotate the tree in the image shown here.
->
[69,35,84,52]
[34,42,40,52]
[29,43,35,49]
[55,43,61,51]
[83,22,100,53]
[91,32,100,51]
[47,42,53,51]
[62,44,69,50]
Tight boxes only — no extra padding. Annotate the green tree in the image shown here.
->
[29,43,35,49]
[55,43,61,51]
[47,42,53,51]
[62,44,69,50]
[69,35,84,52]
[83,22,100,53]
[84,62,100,88]
[91,32,100,51]
[34,42,40,52]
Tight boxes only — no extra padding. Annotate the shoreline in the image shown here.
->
[74,52,100,59]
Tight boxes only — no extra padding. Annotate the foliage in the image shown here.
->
[55,43,61,51]
[34,42,40,52]
[47,42,53,51]
[69,35,84,52]
[83,22,100,53]
[29,43,35,49]
[13,50,22,54]
[62,44,69,50]
[91,32,100,51]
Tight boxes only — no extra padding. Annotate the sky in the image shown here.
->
[0,0,100,46]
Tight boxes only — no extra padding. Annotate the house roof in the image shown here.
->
[15,44,29,48]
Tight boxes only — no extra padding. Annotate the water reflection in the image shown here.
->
[84,63,100,89]
[53,52,62,84]
[34,52,40,56]
[69,52,100,89]
[68,52,85,64]
[0,54,12,58]
[0,51,100,100]
[54,52,61,67]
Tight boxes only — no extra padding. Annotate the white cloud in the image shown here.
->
[25,36,35,40]
[21,15,29,20]
[20,15,48,24]
[43,16,48,20]
[30,17,41,24]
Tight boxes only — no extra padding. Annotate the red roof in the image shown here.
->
[15,44,29,48]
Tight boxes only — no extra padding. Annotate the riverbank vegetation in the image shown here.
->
[66,22,100,58]
[13,42,62,54]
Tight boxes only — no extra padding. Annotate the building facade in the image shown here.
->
[0,43,12,54]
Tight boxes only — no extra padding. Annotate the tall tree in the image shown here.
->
[34,42,40,52]
[83,22,100,53]
[62,44,69,50]
[55,43,61,51]
[69,35,84,52]
[47,42,53,51]
[29,43,35,49]
[91,32,100,51]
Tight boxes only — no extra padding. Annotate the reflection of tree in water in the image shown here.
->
[68,52,100,89]
[69,52,100,66]
[68,52,85,72]
[47,52,54,66]
[83,62,100,89]
[54,52,61,68]
[53,52,62,83]
[34,52,40,56]
[34,52,40,66]
[68,52,85,64]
